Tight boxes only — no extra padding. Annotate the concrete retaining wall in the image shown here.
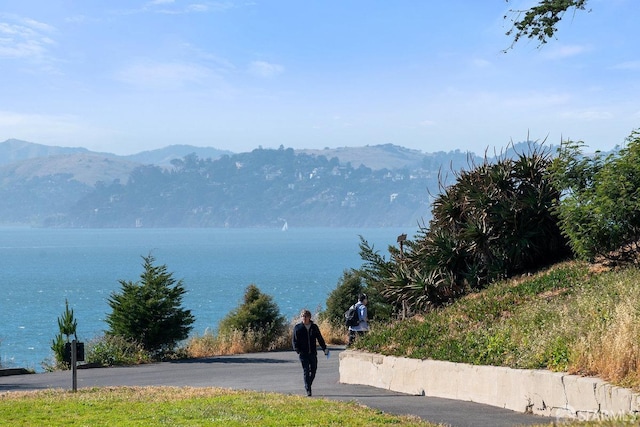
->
[339,350,640,420]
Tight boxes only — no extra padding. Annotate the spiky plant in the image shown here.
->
[359,142,570,313]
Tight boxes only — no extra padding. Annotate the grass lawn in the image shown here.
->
[0,386,437,427]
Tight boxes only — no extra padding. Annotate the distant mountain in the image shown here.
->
[297,144,427,170]
[0,153,139,186]
[0,138,476,173]
[59,147,436,228]
[124,144,234,167]
[0,138,513,227]
[0,138,93,166]
[0,139,235,185]
[0,139,233,167]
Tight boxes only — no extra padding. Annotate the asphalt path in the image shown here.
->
[0,347,552,427]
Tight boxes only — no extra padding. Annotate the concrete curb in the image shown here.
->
[339,350,640,420]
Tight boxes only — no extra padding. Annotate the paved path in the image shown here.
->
[0,347,551,427]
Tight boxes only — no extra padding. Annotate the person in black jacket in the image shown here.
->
[292,309,328,396]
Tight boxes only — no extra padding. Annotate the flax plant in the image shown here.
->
[360,143,569,314]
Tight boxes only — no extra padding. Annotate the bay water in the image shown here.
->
[0,227,413,371]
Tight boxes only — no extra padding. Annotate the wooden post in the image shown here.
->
[71,339,77,392]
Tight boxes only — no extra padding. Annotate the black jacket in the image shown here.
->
[292,321,326,355]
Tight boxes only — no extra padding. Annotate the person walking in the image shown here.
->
[348,293,369,346]
[292,309,328,396]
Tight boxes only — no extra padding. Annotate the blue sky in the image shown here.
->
[1,1,638,155]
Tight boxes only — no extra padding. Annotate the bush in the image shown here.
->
[217,284,287,351]
[321,269,364,326]
[551,130,640,264]
[359,143,570,312]
[86,335,151,367]
[187,325,292,358]
[322,266,394,327]
[105,254,195,356]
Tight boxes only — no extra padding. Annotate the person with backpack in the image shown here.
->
[347,293,369,346]
[292,309,328,397]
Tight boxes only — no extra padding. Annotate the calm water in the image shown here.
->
[0,227,412,371]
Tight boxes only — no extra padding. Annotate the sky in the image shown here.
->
[0,1,639,156]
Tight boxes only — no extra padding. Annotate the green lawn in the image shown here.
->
[0,386,437,427]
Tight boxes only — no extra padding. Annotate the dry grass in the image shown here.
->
[509,265,640,388]
[571,293,640,388]
[186,315,348,359]
[316,317,348,345]
[187,328,289,357]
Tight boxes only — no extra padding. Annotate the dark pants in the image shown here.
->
[298,352,318,393]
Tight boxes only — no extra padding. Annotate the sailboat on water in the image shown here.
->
[281,220,288,231]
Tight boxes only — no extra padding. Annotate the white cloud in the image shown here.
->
[561,110,614,121]
[542,44,589,60]
[64,15,87,24]
[612,60,640,70]
[144,1,233,14]
[115,60,213,89]
[502,92,571,108]
[187,4,210,12]
[20,18,55,33]
[0,17,56,61]
[181,42,235,70]
[248,61,284,78]
[471,58,492,68]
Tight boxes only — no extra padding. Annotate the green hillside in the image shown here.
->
[355,261,640,391]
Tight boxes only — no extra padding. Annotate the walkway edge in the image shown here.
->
[339,350,640,420]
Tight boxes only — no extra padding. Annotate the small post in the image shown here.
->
[397,233,407,258]
[71,339,77,392]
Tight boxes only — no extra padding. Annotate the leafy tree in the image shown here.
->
[505,0,589,48]
[51,299,78,368]
[106,254,194,355]
[321,269,365,326]
[218,284,287,350]
[550,130,640,264]
[323,263,395,326]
